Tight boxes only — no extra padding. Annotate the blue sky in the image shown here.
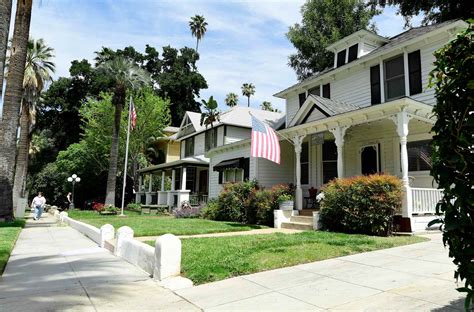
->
[12,0,422,112]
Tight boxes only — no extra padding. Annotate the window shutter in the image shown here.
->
[408,50,422,95]
[348,44,358,62]
[218,171,223,184]
[298,92,306,107]
[370,65,381,105]
[336,50,346,67]
[243,158,250,180]
[322,84,330,99]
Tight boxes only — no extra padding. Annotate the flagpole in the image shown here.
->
[120,95,132,217]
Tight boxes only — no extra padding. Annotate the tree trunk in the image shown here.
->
[247,96,250,107]
[196,39,199,52]
[12,101,30,210]
[0,0,12,99]
[0,0,32,221]
[104,86,125,206]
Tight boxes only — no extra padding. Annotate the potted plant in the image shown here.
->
[277,194,294,211]
[99,204,119,215]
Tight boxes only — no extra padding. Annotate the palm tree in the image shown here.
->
[0,0,33,220]
[260,101,280,112]
[200,96,220,129]
[241,83,255,107]
[225,92,239,107]
[11,38,55,208]
[189,15,208,52]
[0,0,13,99]
[98,57,151,206]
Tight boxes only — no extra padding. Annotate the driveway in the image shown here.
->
[176,233,465,311]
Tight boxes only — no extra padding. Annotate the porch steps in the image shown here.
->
[298,209,318,216]
[281,216,313,231]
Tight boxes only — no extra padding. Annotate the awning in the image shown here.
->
[213,158,244,172]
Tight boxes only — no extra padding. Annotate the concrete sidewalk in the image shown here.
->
[0,214,199,312]
[177,233,465,311]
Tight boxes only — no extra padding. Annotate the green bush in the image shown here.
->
[319,174,402,236]
[127,203,142,211]
[202,181,294,226]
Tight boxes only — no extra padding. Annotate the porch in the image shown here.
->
[278,97,443,231]
[135,156,209,209]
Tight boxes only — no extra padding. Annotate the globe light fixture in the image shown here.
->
[67,174,81,209]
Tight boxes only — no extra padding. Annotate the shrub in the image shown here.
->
[92,202,105,212]
[319,174,402,236]
[127,203,141,211]
[202,180,295,226]
[173,201,200,218]
[277,194,293,202]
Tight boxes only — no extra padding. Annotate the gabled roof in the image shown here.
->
[289,95,358,127]
[326,29,388,52]
[177,106,285,140]
[275,19,467,98]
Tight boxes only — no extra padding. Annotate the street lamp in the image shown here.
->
[67,174,81,209]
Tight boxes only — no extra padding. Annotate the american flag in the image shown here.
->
[130,100,137,130]
[251,115,280,164]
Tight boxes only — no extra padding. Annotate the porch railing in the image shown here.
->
[189,194,209,207]
[411,187,443,214]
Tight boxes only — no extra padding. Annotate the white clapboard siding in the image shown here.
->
[255,141,295,189]
[286,95,300,128]
[217,126,225,147]
[331,67,371,108]
[209,144,255,198]
[225,126,251,145]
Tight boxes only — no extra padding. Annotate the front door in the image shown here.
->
[199,170,208,194]
[361,145,380,175]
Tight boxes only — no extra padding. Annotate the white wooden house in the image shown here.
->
[206,19,468,232]
[135,107,283,209]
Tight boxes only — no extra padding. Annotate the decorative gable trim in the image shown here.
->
[289,95,332,127]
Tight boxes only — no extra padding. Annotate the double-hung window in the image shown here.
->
[205,128,218,152]
[407,140,432,171]
[384,55,405,100]
[184,137,194,157]
[224,169,243,183]
[322,140,337,183]
[300,141,309,185]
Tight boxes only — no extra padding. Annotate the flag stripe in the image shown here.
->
[250,116,280,164]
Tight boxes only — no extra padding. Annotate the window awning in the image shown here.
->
[213,158,244,172]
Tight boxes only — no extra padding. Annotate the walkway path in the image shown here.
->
[176,233,465,311]
[135,228,301,242]
[0,214,199,312]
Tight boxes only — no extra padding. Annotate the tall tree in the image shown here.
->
[369,0,473,25]
[200,96,220,129]
[11,38,55,208]
[97,57,150,206]
[0,0,12,99]
[189,15,208,52]
[241,83,255,107]
[225,92,239,107]
[0,0,33,220]
[260,101,280,112]
[287,0,378,80]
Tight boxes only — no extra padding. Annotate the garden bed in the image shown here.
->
[0,220,25,275]
[147,231,427,284]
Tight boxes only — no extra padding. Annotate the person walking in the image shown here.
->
[66,192,72,210]
[31,192,46,221]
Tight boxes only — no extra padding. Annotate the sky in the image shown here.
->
[5,0,422,113]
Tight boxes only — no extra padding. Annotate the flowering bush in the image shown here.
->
[92,202,105,212]
[319,174,402,236]
[173,200,201,218]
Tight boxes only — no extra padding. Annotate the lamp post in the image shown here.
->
[67,174,81,209]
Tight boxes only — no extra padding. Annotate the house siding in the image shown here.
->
[225,126,251,144]
[256,141,295,189]
[209,144,256,198]
[286,94,300,128]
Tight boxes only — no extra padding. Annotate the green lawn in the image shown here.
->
[147,231,427,285]
[68,210,266,237]
[0,220,25,275]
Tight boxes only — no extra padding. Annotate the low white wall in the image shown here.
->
[64,216,101,244]
[274,210,297,228]
[120,238,155,276]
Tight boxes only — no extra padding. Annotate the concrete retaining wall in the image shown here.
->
[120,238,155,276]
[64,216,101,244]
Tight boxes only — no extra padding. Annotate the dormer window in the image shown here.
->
[348,44,358,63]
[336,50,346,67]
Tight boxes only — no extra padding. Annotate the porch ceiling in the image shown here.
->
[280,97,435,137]
[138,155,209,173]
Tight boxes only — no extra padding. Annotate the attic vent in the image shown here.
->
[336,50,346,67]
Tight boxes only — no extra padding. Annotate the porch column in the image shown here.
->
[171,169,175,191]
[396,111,413,219]
[329,126,348,178]
[292,135,306,210]
[181,167,187,191]
[148,174,153,192]
[161,171,166,192]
